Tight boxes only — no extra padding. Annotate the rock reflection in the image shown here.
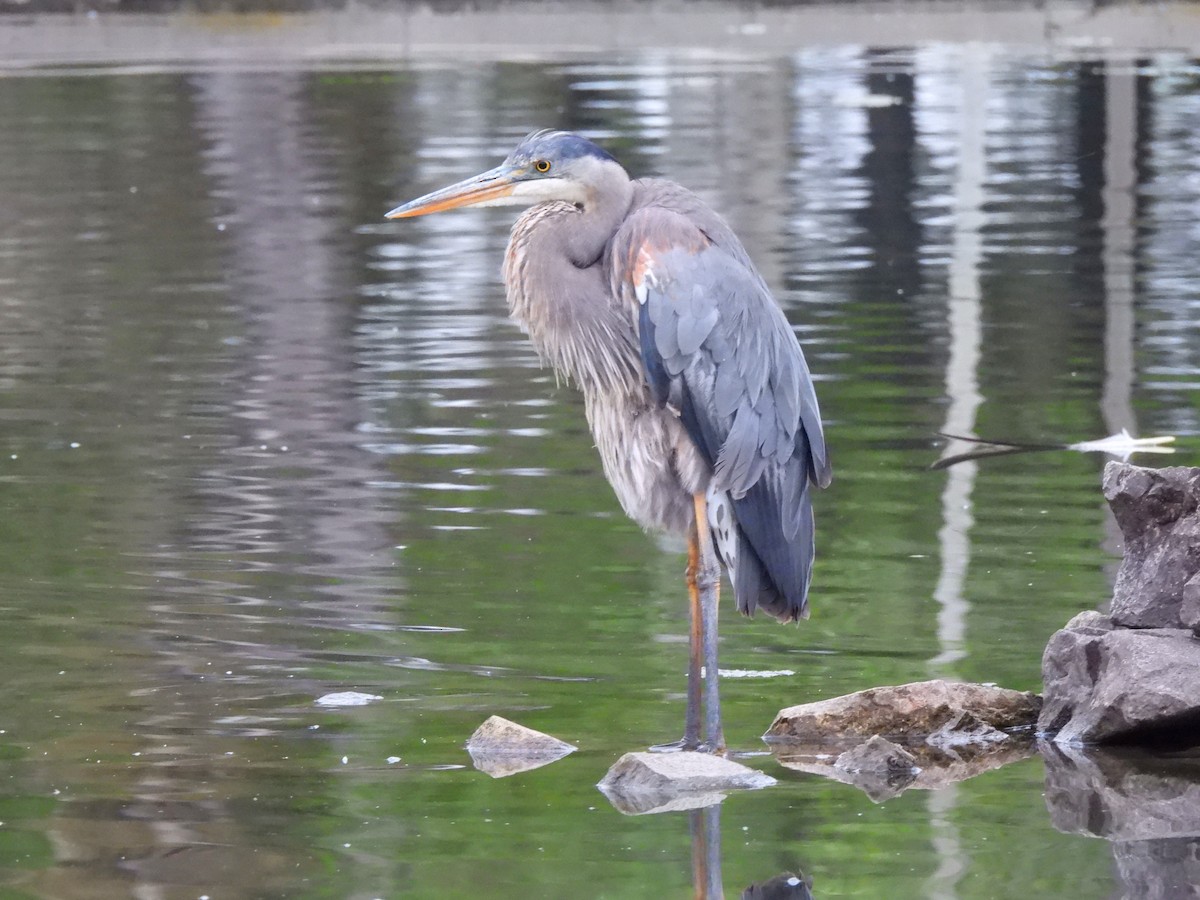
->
[1042,742,1200,899]
[687,806,817,900]
[1042,741,1200,841]
[612,799,816,900]
[597,758,810,898]
[770,736,1036,802]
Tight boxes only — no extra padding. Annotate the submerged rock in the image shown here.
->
[764,679,1041,743]
[1040,611,1200,744]
[465,715,576,778]
[598,751,775,815]
[1104,462,1200,629]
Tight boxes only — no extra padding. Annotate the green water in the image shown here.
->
[0,27,1197,899]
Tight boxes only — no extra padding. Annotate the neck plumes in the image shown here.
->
[503,167,638,397]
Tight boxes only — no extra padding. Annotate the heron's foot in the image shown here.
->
[648,737,695,753]
[647,737,726,755]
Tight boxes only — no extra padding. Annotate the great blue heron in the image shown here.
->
[387,130,831,752]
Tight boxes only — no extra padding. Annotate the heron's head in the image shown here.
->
[385,130,623,219]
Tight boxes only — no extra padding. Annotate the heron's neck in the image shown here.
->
[560,166,634,267]
[504,201,640,397]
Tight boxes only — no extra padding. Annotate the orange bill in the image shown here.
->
[385,164,518,219]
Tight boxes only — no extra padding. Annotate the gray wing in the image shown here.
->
[611,205,831,621]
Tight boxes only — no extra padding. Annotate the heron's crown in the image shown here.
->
[510,130,617,167]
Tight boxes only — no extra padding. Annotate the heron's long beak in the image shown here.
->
[385,164,521,218]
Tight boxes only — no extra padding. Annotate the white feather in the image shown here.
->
[477,177,588,208]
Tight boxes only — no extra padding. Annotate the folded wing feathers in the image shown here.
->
[634,232,821,498]
[619,205,828,622]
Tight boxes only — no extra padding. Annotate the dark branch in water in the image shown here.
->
[931,430,1176,471]
[930,432,1064,470]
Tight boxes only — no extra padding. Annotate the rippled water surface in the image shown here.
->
[1,20,1199,899]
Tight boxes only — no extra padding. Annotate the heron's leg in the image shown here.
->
[683,519,704,749]
[693,493,725,753]
[650,519,703,753]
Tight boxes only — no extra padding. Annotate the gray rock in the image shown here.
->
[1183,572,1200,632]
[1039,611,1200,743]
[1104,462,1200,629]
[765,679,1041,743]
[465,715,576,778]
[925,710,1011,752]
[597,751,775,815]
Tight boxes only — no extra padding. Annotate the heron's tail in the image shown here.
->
[708,460,817,623]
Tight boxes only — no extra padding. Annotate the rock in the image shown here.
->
[925,710,1010,752]
[763,680,1040,800]
[1039,611,1200,743]
[597,751,775,815]
[465,715,576,778]
[764,679,1041,743]
[1104,462,1200,629]
[1183,572,1200,632]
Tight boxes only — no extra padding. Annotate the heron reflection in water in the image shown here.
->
[387,130,831,752]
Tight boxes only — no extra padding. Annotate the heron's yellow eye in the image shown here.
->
[534,159,552,173]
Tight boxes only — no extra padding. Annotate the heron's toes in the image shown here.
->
[648,737,728,754]
[648,737,698,753]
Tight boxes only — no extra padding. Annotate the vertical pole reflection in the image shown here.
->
[1101,65,1137,437]
[689,803,725,900]
[930,47,987,674]
[926,47,990,900]
[1101,64,1139,563]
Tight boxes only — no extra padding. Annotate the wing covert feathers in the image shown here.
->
[612,197,829,622]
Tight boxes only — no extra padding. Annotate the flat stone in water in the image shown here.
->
[314,691,384,708]
[466,715,576,778]
[765,681,1039,801]
[765,679,1041,743]
[597,750,775,814]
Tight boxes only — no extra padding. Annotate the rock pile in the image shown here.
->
[1039,463,1200,744]
[765,680,1040,800]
